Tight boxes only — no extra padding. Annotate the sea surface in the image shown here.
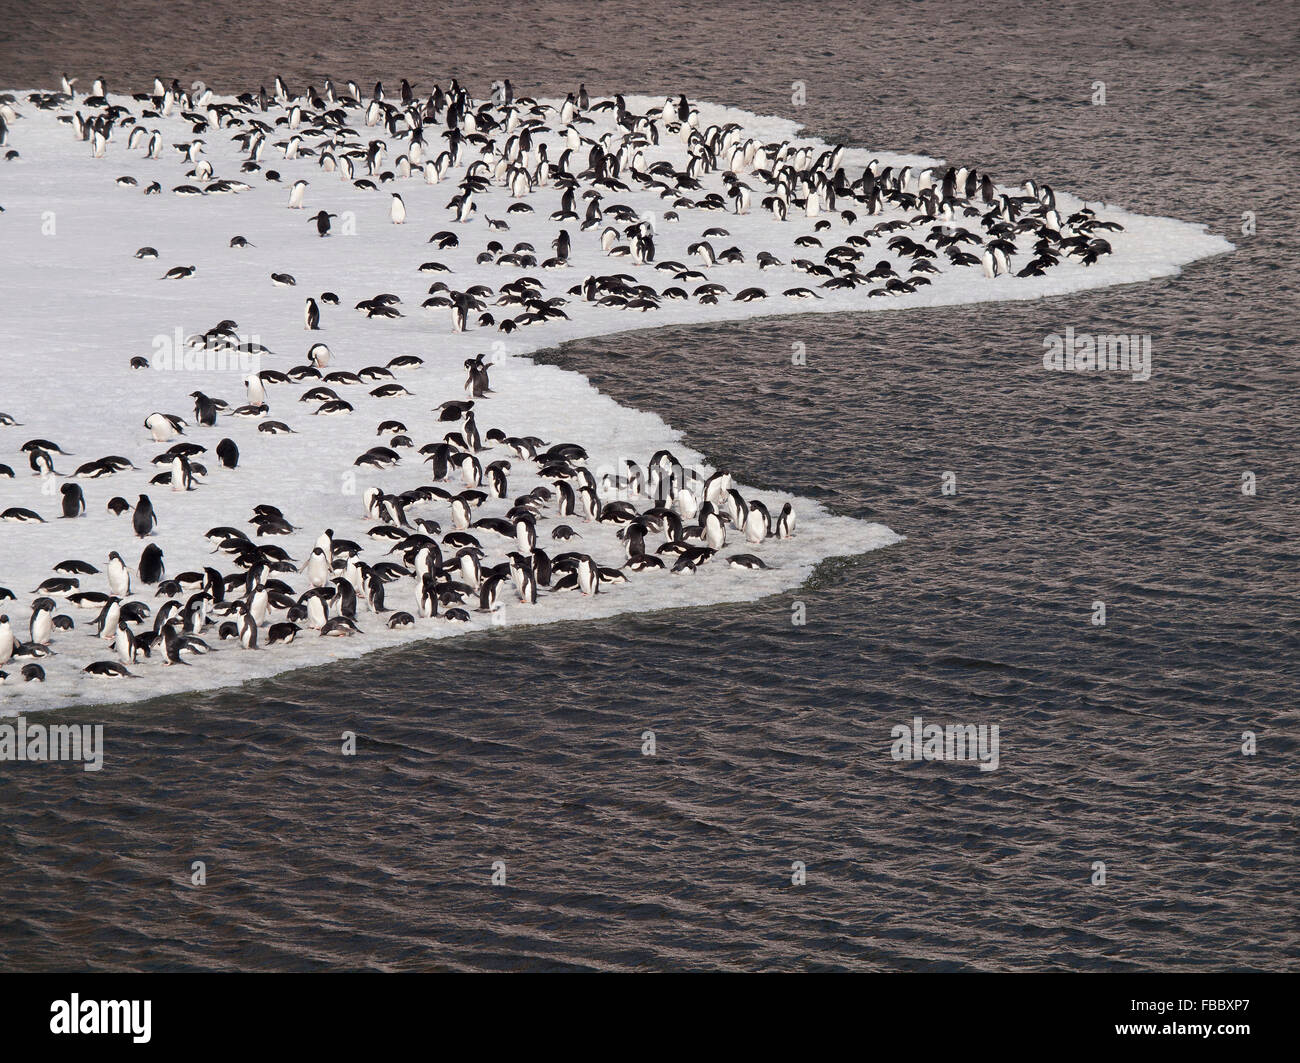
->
[0,0,1296,971]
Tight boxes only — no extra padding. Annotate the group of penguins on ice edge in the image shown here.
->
[0,72,1127,691]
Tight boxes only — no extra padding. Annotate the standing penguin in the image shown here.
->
[161,623,189,666]
[775,502,796,539]
[0,615,15,667]
[107,550,132,597]
[309,210,336,236]
[703,508,727,550]
[29,598,56,645]
[451,292,471,332]
[192,390,222,426]
[744,500,771,544]
[236,603,259,649]
[114,621,140,665]
[170,453,193,491]
[576,555,600,596]
[417,573,439,618]
[60,482,86,518]
[138,542,165,584]
[133,494,157,538]
[333,577,357,619]
[301,546,331,588]
[305,297,321,330]
[305,591,328,631]
[244,372,266,407]
[465,354,491,397]
[247,581,269,627]
[288,179,308,208]
[216,438,239,469]
[390,192,406,224]
[95,598,121,642]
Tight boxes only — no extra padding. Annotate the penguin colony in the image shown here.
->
[0,73,1128,697]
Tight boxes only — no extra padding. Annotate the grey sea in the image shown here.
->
[0,0,1296,970]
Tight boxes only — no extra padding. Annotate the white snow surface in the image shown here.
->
[0,87,1231,711]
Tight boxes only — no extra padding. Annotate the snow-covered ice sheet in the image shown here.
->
[0,85,1231,711]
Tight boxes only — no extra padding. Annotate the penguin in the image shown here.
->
[138,542,166,584]
[95,598,122,641]
[333,577,357,620]
[365,572,387,614]
[60,482,86,518]
[775,502,796,539]
[309,210,337,236]
[28,447,58,476]
[703,469,732,505]
[390,192,406,224]
[288,178,308,208]
[0,615,12,667]
[676,486,699,521]
[183,592,210,634]
[454,545,480,587]
[576,555,600,596]
[84,661,136,679]
[417,573,439,618]
[465,354,492,397]
[301,546,331,588]
[132,494,157,538]
[246,372,267,407]
[305,591,328,631]
[115,621,140,665]
[248,583,270,627]
[703,508,727,550]
[315,528,335,567]
[145,412,185,442]
[107,550,132,597]
[203,566,226,605]
[305,296,321,330]
[320,617,360,637]
[192,391,222,426]
[161,622,189,666]
[267,622,300,645]
[478,574,505,613]
[744,500,771,543]
[448,495,472,533]
[216,437,239,468]
[29,598,55,645]
[169,453,194,491]
[237,604,259,649]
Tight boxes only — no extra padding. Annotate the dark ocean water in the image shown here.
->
[1,0,1297,971]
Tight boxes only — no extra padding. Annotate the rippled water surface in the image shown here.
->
[1,0,1296,970]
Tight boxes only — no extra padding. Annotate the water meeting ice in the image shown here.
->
[0,78,1232,711]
